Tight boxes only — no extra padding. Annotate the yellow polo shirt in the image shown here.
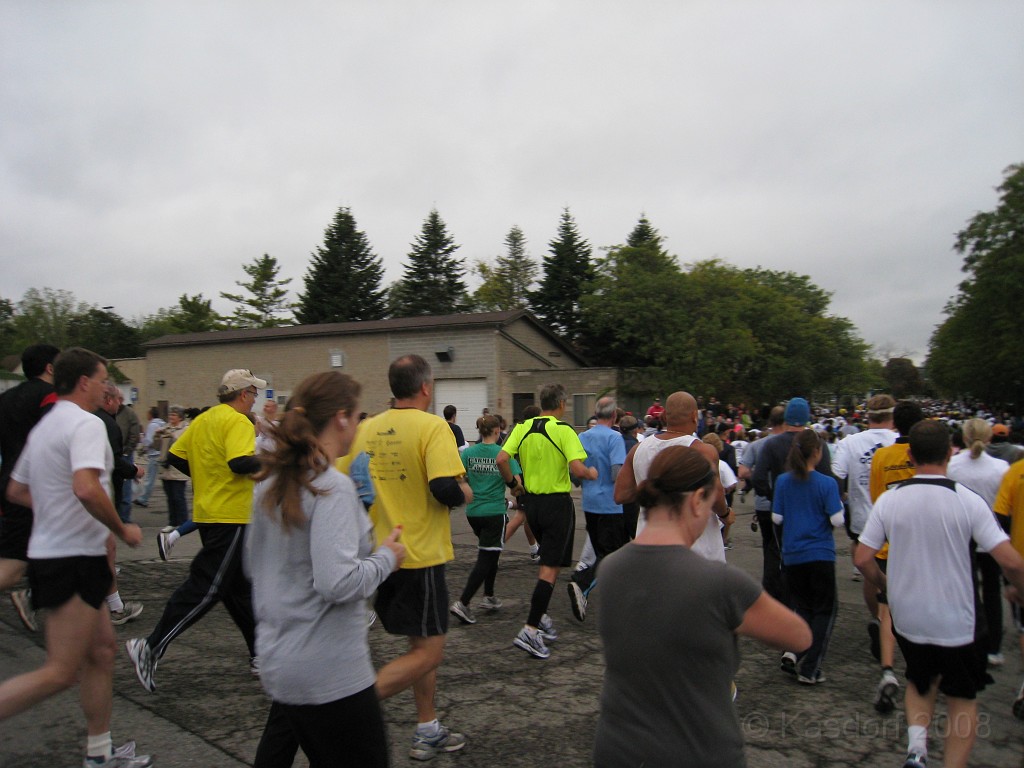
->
[169,403,256,524]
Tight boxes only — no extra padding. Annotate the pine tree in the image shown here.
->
[295,207,387,324]
[473,225,537,311]
[390,208,469,317]
[529,208,594,341]
[220,254,294,328]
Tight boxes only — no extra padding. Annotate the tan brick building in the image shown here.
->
[138,311,618,440]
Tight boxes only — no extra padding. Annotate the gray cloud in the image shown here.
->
[2,1,1021,362]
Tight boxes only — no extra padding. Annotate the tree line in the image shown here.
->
[8,175,1016,407]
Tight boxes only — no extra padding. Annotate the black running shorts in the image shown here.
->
[468,514,507,551]
[375,564,449,637]
[895,633,988,700]
[0,502,33,561]
[28,555,112,611]
[522,493,575,568]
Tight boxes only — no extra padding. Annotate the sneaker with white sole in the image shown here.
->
[409,724,466,761]
[780,652,797,676]
[902,751,927,768]
[481,595,502,611]
[10,589,37,632]
[537,613,558,642]
[83,752,153,767]
[449,600,476,625]
[125,638,157,692]
[513,626,550,659]
[797,670,826,685]
[1013,680,1024,720]
[529,545,540,560]
[250,656,260,677]
[110,601,144,626]
[567,581,587,622]
[157,531,174,561]
[987,652,1005,667]
[874,668,899,713]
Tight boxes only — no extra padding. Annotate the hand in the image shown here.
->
[120,523,143,548]
[510,482,526,497]
[588,467,599,481]
[1005,585,1023,606]
[382,526,406,571]
[134,465,144,480]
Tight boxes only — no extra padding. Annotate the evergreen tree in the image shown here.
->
[295,206,387,324]
[390,208,469,317]
[530,208,594,341]
[220,254,294,328]
[626,213,665,251]
[473,225,537,311]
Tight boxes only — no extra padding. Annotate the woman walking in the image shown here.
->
[248,371,404,767]
[772,429,844,684]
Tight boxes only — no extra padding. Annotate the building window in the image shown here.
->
[572,393,596,427]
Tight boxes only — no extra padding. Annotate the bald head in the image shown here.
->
[663,392,698,429]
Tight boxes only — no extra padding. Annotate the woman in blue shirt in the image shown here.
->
[772,429,844,684]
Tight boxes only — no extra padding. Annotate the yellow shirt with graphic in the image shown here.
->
[994,460,1024,556]
[338,408,465,569]
[169,403,256,524]
[868,441,915,560]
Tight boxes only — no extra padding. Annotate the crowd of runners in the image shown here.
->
[1,342,1023,767]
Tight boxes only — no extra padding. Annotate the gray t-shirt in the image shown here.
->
[246,467,396,705]
[595,544,762,768]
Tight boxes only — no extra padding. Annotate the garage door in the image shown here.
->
[433,379,488,443]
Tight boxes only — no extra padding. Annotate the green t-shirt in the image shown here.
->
[462,442,520,517]
[501,416,588,494]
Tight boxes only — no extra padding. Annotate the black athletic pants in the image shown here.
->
[755,509,788,606]
[254,685,388,768]
[147,523,256,659]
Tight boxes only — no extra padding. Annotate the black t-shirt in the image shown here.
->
[0,378,56,484]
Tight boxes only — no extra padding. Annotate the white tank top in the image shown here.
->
[633,433,726,563]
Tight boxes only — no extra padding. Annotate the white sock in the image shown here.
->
[530,543,539,554]
[416,718,440,735]
[907,724,927,756]
[86,732,112,759]
[106,592,124,613]
[168,530,181,545]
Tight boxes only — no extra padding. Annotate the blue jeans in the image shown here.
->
[162,479,190,527]
[138,456,160,504]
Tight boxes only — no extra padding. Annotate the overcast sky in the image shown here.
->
[3,2,1022,363]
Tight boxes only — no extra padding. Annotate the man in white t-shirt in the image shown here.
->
[0,347,150,767]
[831,394,898,708]
[856,420,1024,768]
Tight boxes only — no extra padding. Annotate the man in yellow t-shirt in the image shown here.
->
[125,369,265,694]
[994,458,1024,718]
[339,354,472,761]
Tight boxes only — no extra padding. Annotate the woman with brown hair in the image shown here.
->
[247,371,405,767]
[595,445,810,768]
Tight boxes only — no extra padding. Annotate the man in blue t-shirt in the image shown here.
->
[569,396,627,622]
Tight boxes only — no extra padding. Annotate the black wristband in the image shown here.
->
[506,478,518,489]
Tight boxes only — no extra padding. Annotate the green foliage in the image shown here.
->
[928,163,1024,405]
[66,308,142,358]
[473,225,537,311]
[389,209,470,317]
[882,357,925,398]
[220,254,294,329]
[583,250,874,405]
[530,208,594,342]
[295,207,387,324]
[138,293,224,341]
[8,287,87,351]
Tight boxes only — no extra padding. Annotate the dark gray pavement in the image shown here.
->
[2,487,1022,767]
